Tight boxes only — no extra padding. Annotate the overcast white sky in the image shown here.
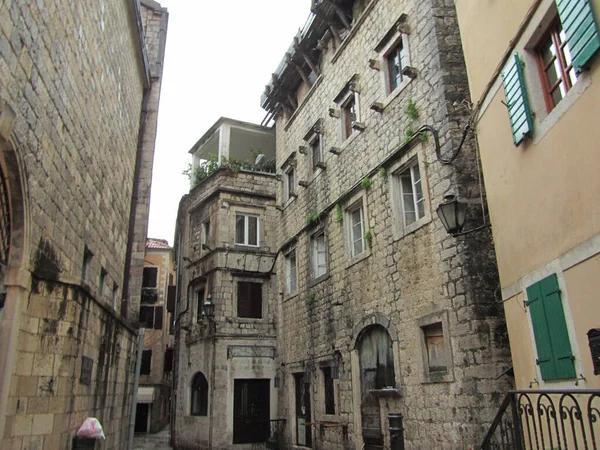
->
[147,0,310,246]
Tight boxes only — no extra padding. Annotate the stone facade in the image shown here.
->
[261,0,513,448]
[173,122,279,449]
[0,0,167,448]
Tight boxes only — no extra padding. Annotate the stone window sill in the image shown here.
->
[369,388,402,398]
[308,273,330,288]
[345,250,371,269]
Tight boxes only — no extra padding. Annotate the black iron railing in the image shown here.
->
[482,389,600,450]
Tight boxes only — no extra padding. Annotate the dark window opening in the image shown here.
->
[141,349,152,375]
[139,306,155,328]
[341,95,356,141]
[237,282,263,318]
[143,267,158,288]
[310,134,322,171]
[164,348,174,373]
[196,288,205,324]
[82,246,93,282]
[323,367,335,415]
[191,372,209,416]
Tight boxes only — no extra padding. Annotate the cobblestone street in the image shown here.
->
[133,427,172,450]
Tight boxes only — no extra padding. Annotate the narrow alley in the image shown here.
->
[133,427,172,450]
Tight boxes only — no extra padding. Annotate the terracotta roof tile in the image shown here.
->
[146,238,171,250]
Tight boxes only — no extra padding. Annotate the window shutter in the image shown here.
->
[556,0,600,72]
[501,54,533,146]
[154,306,164,330]
[526,274,576,381]
[526,281,557,380]
[539,274,576,379]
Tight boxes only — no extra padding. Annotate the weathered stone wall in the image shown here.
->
[0,0,167,448]
[173,169,280,449]
[272,0,512,448]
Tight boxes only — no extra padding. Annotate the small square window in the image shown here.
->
[418,312,453,383]
[310,233,327,279]
[235,214,259,246]
[347,203,365,258]
[285,250,297,293]
[237,282,263,318]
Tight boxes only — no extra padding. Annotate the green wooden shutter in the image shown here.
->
[556,0,600,72]
[526,281,556,380]
[526,274,576,381]
[539,274,577,379]
[501,54,533,147]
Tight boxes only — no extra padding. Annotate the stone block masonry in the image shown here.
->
[0,0,168,448]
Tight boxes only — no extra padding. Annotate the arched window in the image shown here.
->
[357,325,396,392]
[191,372,208,416]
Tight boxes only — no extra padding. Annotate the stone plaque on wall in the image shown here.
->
[227,345,275,359]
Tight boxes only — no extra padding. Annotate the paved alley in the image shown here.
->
[133,427,171,450]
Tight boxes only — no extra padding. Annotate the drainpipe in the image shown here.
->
[128,327,145,450]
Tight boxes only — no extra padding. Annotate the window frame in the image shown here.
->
[236,281,264,319]
[340,91,359,142]
[346,200,366,259]
[141,349,152,376]
[235,213,260,247]
[309,132,323,173]
[285,249,297,294]
[201,220,210,247]
[417,311,454,383]
[142,266,158,288]
[196,286,206,324]
[322,366,336,416]
[284,166,296,204]
[310,231,327,281]
[190,372,209,416]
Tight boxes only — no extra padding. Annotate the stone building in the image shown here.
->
[454,0,600,446]
[259,0,513,448]
[0,0,167,449]
[136,238,176,433]
[172,118,279,449]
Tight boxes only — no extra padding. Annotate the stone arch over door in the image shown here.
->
[352,313,398,450]
[0,102,31,441]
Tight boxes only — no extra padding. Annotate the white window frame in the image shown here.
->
[379,32,411,99]
[235,213,260,247]
[389,150,431,239]
[285,250,297,294]
[310,231,327,280]
[347,201,365,258]
[397,161,425,228]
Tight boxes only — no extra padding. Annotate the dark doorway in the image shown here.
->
[233,379,270,444]
[294,372,312,447]
[135,403,149,433]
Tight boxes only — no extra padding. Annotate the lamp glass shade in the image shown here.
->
[436,195,468,235]
[202,300,215,318]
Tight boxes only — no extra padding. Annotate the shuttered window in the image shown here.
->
[237,282,263,318]
[526,274,576,381]
[556,0,600,72]
[501,54,534,146]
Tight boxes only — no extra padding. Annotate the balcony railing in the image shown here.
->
[482,389,600,450]
[141,287,158,304]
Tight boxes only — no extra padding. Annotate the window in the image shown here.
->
[99,268,107,297]
[386,39,409,91]
[397,162,425,227]
[141,349,152,375]
[526,273,576,381]
[285,250,297,293]
[235,214,259,246]
[201,220,210,246]
[323,366,335,415]
[357,325,396,390]
[164,348,174,373]
[309,133,322,172]
[143,267,158,288]
[82,246,93,282]
[422,323,447,373]
[237,282,263,318]
[536,20,577,111]
[112,283,119,310]
[310,233,326,279]
[341,93,357,141]
[191,372,209,416]
[139,305,163,330]
[196,288,205,324]
[284,167,295,202]
[348,203,365,258]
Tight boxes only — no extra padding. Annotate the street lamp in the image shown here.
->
[202,296,215,320]
[436,194,467,235]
